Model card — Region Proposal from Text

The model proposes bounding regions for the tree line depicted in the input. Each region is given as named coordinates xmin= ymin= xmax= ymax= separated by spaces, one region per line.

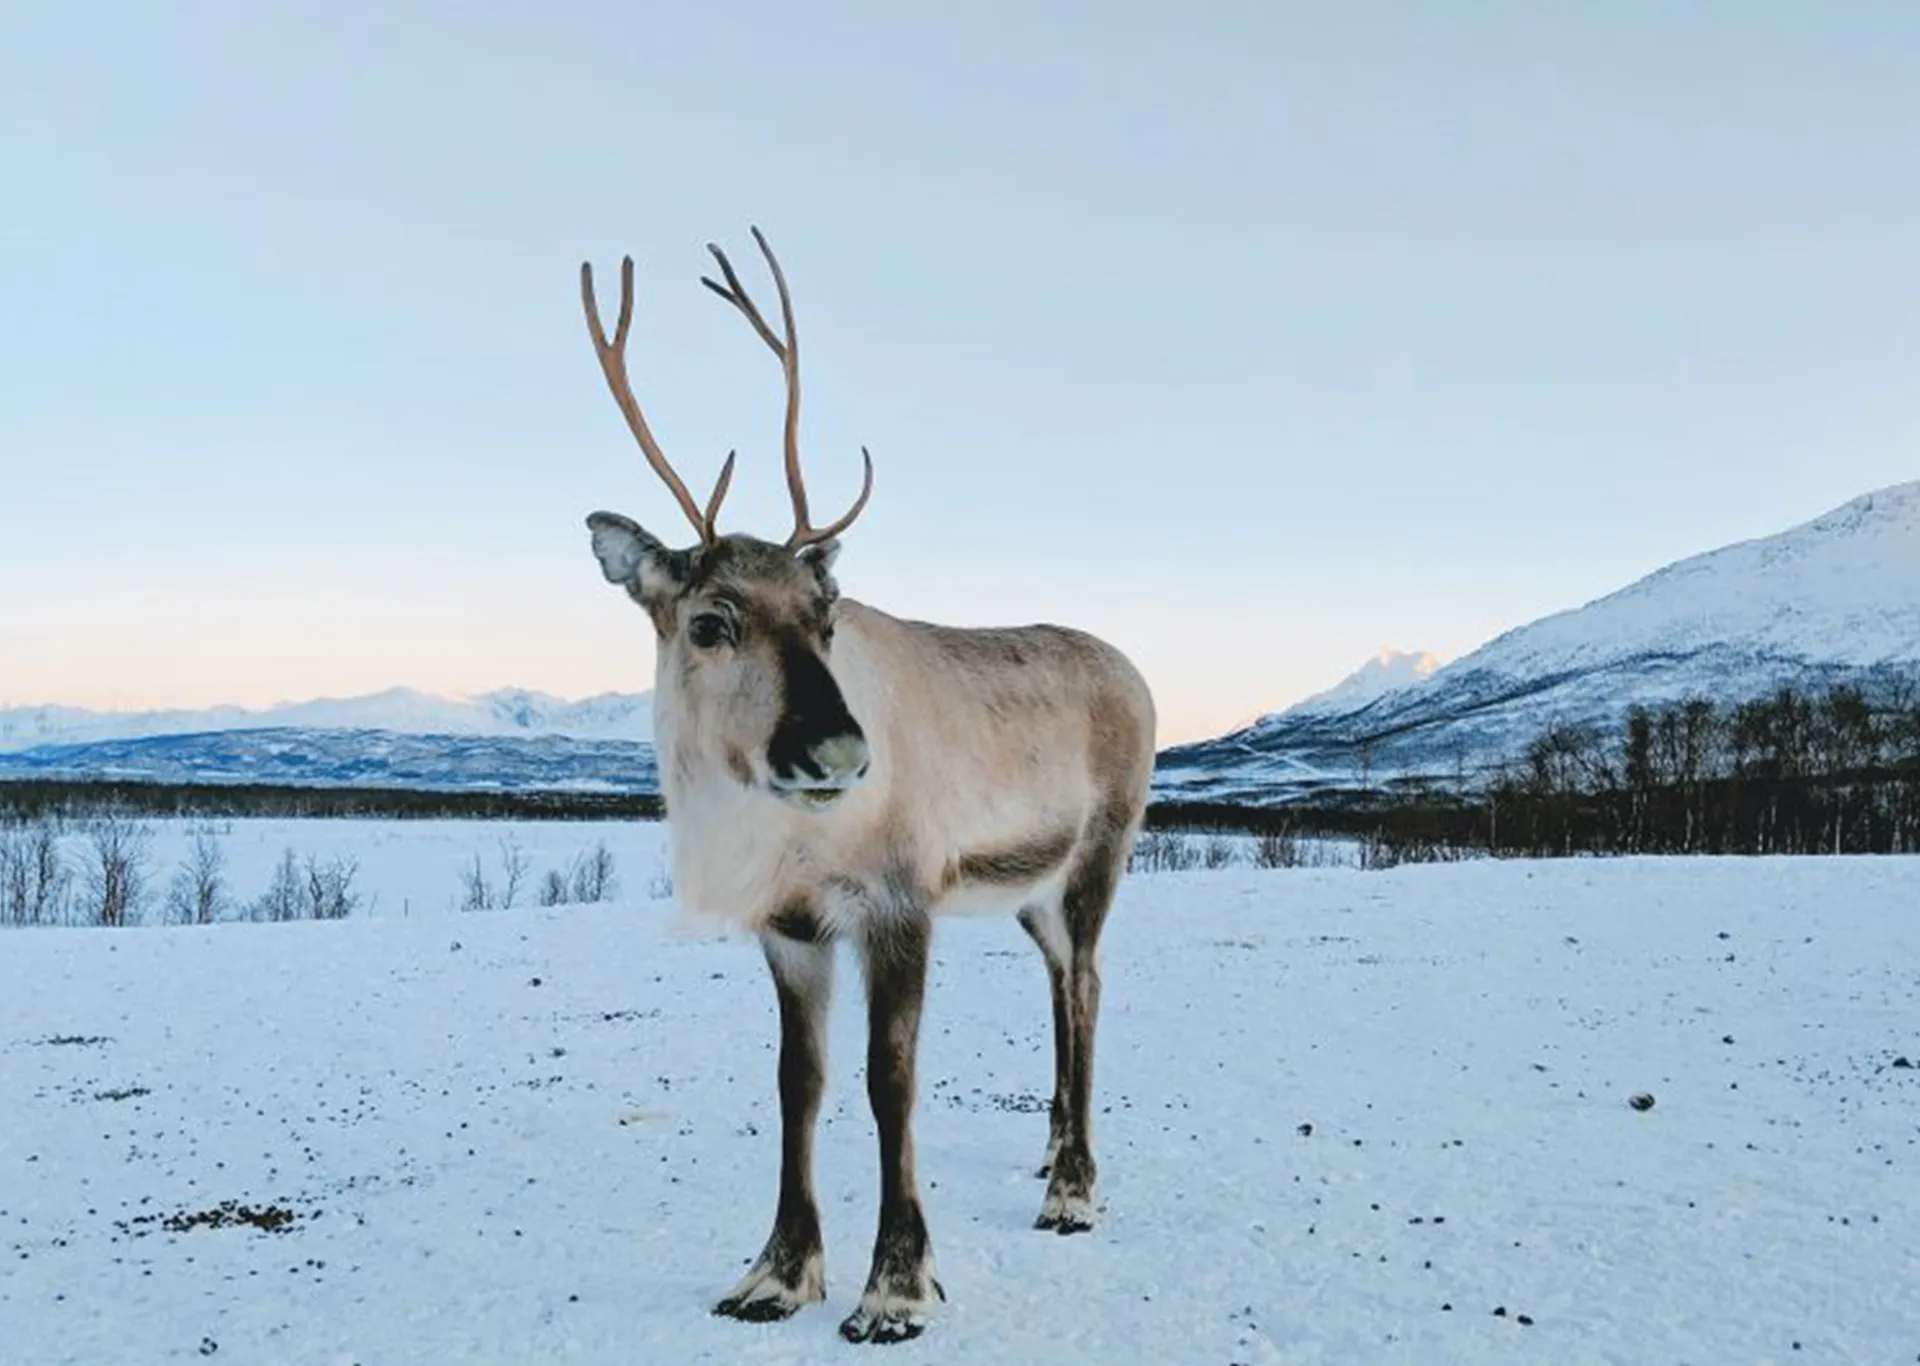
xmin=0 ymin=778 xmax=664 ymax=823
xmin=1152 ymin=680 xmax=1920 ymax=861
xmin=1483 ymin=681 xmax=1920 ymax=856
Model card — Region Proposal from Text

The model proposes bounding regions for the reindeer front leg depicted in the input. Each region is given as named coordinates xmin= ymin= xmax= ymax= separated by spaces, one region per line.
xmin=840 ymin=914 xmax=945 ymax=1343
xmin=714 ymin=929 xmax=833 ymax=1321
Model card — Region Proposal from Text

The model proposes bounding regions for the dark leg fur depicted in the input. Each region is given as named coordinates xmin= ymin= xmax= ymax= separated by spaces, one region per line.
xmin=1033 ymin=832 xmax=1126 ymax=1234
xmin=840 ymin=914 xmax=946 ymax=1344
xmin=1018 ymin=908 xmax=1073 ymax=1178
xmin=714 ymin=934 xmax=833 ymax=1321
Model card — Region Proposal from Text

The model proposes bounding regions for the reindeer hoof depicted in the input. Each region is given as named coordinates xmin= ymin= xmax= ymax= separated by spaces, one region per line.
xmin=839 ymin=1309 xmax=925 ymax=1344
xmin=1034 ymin=1188 xmax=1098 ymax=1234
xmin=713 ymin=1247 xmax=825 ymax=1322
xmin=838 ymin=1279 xmax=944 ymax=1344
xmin=1033 ymin=1209 xmax=1096 ymax=1235
xmin=714 ymin=1294 xmax=801 ymax=1322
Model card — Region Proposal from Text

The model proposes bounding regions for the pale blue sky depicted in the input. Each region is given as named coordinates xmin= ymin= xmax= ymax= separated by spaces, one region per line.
xmin=2 ymin=1 xmax=1915 ymax=742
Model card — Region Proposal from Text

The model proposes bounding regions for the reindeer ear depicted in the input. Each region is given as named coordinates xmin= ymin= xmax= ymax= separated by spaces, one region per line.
xmin=586 ymin=512 xmax=687 ymax=601
xmin=798 ymin=539 xmax=841 ymax=597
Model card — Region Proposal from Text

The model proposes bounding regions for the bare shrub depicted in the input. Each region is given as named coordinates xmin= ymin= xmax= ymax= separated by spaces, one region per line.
xmin=165 ymin=824 xmax=230 ymax=925
xmin=80 ymin=812 xmax=152 ymax=928
xmin=570 ymin=841 xmax=618 ymax=903
xmin=1254 ymin=823 xmax=1302 ymax=870
xmin=1201 ymin=833 xmax=1238 ymax=870
xmin=458 ymin=852 xmax=497 ymax=912
xmin=460 ymin=837 xmax=534 ymax=912
xmin=304 ymin=854 xmax=360 ymax=920
xmin=252 ymin=849 xmax=308 ymax=922
xmin=537 ymin=868 xmax=571 ymax=907
xmin=1357 ymin=830 xmax=1474 ymax=871
xmin=1129 ymin=829 xmax=1201 ymax=874
xmin=647 ymin=859 xmax=674 ymax=901
xmin=0 ymin=829 xmax=19 ymax=924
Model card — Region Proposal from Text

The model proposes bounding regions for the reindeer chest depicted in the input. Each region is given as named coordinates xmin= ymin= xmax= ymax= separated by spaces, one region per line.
xmin=662 ymin=776 xmax=870 ymax=931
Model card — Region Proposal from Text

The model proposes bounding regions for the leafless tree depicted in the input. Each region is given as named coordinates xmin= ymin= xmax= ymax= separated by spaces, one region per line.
xmin=80 ymin=812 xmax=152 ymax=928
xmin=458 ymin=852 xmax=496 ymax=912
xmin=304 ymin=854 xmax=361 ymax=920
xmin=252 ymin=849 xmax=306 ymax=923
xmin=166 ymin=824 xmax=230 ymax=925
xmin=497 ymin=836 xmax=529 ymax=909
xmin=1 ymin=818 xmax=68 ymax=925
xmin=458 ymin=838 xmax=535 ymax=912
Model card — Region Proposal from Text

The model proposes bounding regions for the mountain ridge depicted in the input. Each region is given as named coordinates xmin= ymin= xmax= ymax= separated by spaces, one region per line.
xmin=1156 ymin=479 xmax=1920 ymax=805
xmin=0 ymin=687 xmax=654 ymax=754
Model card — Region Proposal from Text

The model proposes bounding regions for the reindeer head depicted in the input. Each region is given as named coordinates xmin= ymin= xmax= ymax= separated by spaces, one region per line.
xmin=582 ymin=230 xmax=874 ymax=809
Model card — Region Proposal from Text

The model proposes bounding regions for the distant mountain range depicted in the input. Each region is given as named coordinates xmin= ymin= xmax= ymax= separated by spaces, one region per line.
xmin=0 ymin=687 xmax=651 ymax=752
xmin=0 ymin=689 xmax=656 ymax=794
xmin=7 ymin=481 xmax=1917 ymax=805
xmin=0 ymin=728 xmax=659 ymax=795
xmin=1155 ymin=479 xmax=1920 ymax=805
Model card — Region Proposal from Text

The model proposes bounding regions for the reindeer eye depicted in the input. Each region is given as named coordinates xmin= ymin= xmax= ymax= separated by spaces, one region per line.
xmin=687 ymin=612 xmax=731 ymax=649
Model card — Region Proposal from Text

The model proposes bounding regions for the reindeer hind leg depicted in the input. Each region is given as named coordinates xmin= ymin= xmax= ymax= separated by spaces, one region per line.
xmin=1017 ymin=903 xmax=1073 ymax=1179
xmin=1033 ymin=829 xmax=1126 ymax=1235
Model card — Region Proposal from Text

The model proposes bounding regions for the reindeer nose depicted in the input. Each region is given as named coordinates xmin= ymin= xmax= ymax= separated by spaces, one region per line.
xmin=768 ymin=723 xmax=870 ymax=807
xmin=807 ymin=732 xmax=871 ymax=787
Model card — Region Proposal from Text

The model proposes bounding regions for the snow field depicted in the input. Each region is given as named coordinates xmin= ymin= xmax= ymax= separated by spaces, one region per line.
xmin=3 ymin=840 xmax=1918 ymax=1364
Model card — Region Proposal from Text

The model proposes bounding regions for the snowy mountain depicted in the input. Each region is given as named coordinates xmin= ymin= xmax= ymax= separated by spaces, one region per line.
xmin=0 ymin=688 xmax=657 ymax=795
xmin=0 ymin=728 xmax=658 ymax=795
xmin=1157 ymin=480 xmax=1920 ymax=806
xmin=0 ymin=688 xmax=653 ymax=753
xmin=1287 ymin=649 xmax=1443 ymax=716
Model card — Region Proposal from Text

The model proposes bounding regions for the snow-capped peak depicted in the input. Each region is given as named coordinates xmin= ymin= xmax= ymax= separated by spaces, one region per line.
xmin=1283 ymin=648 xmax=1443 ymax=717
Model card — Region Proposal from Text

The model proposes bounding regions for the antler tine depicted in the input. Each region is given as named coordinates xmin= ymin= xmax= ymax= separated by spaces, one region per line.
xmin=699 ymin=226 xmax=875 ymax=550
xmin=703 ymin=234 xmax=807 ymax=529
xmin=580 ymin=256 xmax=729 ymax=544
xmin=701 ymin=450 xmax=737 ymax=544
xmin=700 ymin=246 xmax=785 ymax=359
xmin=790 ymin=446 xmax=874 ymax=549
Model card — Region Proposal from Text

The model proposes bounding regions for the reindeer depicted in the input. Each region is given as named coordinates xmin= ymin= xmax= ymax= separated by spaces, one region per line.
xmin=578 ymin=229 xmax=1156 ymax=1344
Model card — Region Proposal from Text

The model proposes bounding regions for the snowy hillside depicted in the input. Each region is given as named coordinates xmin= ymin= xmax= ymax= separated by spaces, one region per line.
xmin=1460 ymin=479 xmax=1920 ymax=677
xmin=4 ymin=845 xmax=1917 ymax=1364
xmin=1159 ymin=480 xmax=1920 ymax=805
xmin=0 ymin=687 xmax=653 ymax=753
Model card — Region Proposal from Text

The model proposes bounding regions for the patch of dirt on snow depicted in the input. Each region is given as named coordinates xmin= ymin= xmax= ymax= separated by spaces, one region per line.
xmin=117 ymin=1200 xmax=319 ymax=1237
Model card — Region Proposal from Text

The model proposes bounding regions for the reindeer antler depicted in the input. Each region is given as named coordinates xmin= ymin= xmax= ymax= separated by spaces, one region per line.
xmin=581 ymin=256 xmax=735 ymax=545
xmin=701 ymin=227 xmax=873 ymax=550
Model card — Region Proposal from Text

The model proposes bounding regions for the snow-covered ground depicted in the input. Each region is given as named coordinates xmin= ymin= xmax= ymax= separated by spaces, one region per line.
xmin=4 ymin=844 xmax=1918 ymax=1364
